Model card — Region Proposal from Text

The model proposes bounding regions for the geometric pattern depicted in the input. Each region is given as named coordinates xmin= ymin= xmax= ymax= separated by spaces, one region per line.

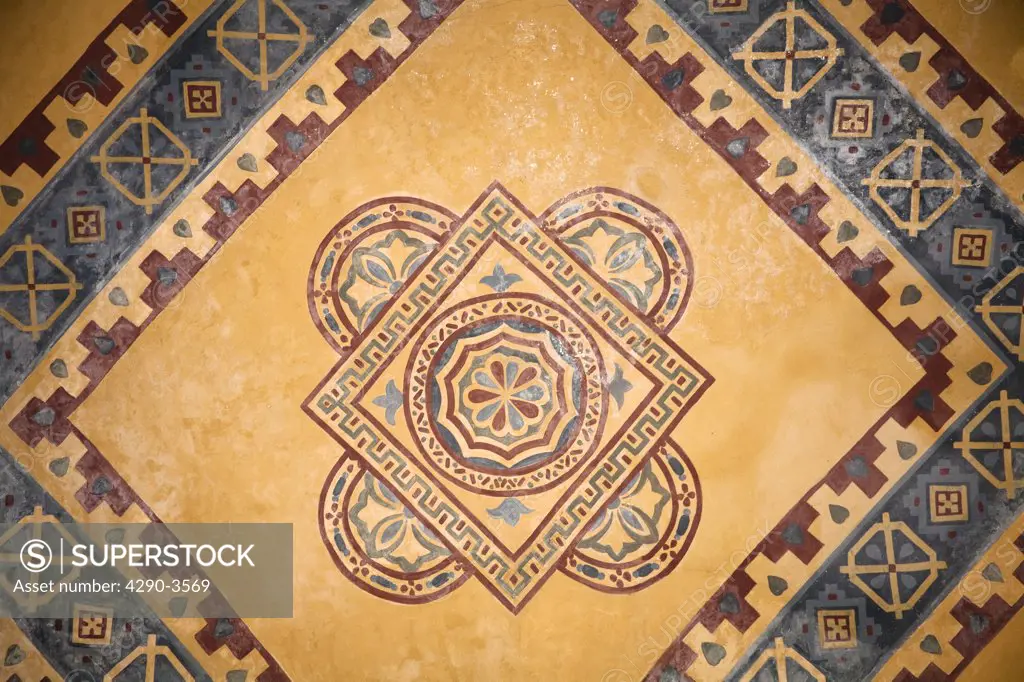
xmin=0 ymin=507 xmax=82 ymax=613
xmin=182 ymin=81 xmax=223 ymax=119
xmin=902 ymin=459 xmax=981 ymax=542
xmin=817 ymin=608 xmax=858 ymax=649
xmin=208 ymin=0 xmax=310 ymax=91
xmin=922 ymin=203 xmax=1008 ymax=290
xmin=307 ymin=185 xmax=711 ymax=612
xmin=955 ymin=391 xmax=1024 ymax=500
xmin=732 ymin=1 xmax=844 ymax=109
xmin=928 ymin=484 xmax=969 ymax=522
xmin=799 ymin=585 xmax=881 ymax=660
xmin=2 ymin=0 xmax=1024 ymax=676
xmin=839 ymin=513 xmax=947 ymax=619
xmin=66 ymin=206 xmax=106 ymax=244
xmin=71 ymin=604 xmax=114 ymax=646
xmin=951 ymin=227 xmax=993 ymax=267
xmin=709 ymin=0 xmax=747 ymax=14
xmin=106 ymin=635 xmax=193 ymax=681
xmin=89 ymin=108 xmax=198 ymax=215
xmin=978 ymin=268 xmax=1024 ymax=360
xmin=739 ymin=637 xmax=826 ymax=681
xmin=0 ymin=237 xmax=82 ymax=339
xmin=862 ymin=129 xmax=969 ymax=237
xmin=831 ymin=98 xmax=874 ymax=138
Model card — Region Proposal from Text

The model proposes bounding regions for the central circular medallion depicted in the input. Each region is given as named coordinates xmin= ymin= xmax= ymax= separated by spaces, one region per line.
xmin=406 ymin=295 xmax=606 ymax=495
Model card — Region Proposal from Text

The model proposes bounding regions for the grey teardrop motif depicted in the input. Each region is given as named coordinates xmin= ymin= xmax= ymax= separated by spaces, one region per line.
xmin=1 ymin=185 xmax=23 ymax=207
xmin=157 ymin=267 xmax=178 ymax=286
xmin=829 ymin=504 xmax=850 ymax=523
xmin=32 ymin=407 xmax=56 ymax=427
xmin=960 ymin=118 xmax=984 ymax=138
xmin=709 ymin=89 xmax=732 ymax=111
xmin=285 ymin=131 xmax=307 ymax=152
xmin=899 ymin=52 xmax=921 ymax=72
xmin=49 ymin=457 xmax=70 ymax=477
xmin=836 ymin=221 xmax=858 ymax=243
xmin=767 ymin=575 xmax=788 ymax=596
xmin=127 ymin=43 xmax=149 ymax=64
xmin=776 ymin=157 xmax=797 ymax=177
xmin=108 ymin=287 xmax=129 ymax=306
xmin=701 ymin=642 xmax=726 ymax=666
xmin=967 ymin=362 xmax=993 ymax=385
xmin=4 ymin=645 xmax=24 ymax=667
xmin=305 ymin=85 xmax=327 ymax=105
xmin=900 ymin=285 xmax=922 ymax=305
xmin=173 ymin=219 xmax=192 ymax=238
xmin=67 ymin=118 xmax=88 ymax=138
xmin=237 ymin=153 xmax=258 ymax=172
xmin=982 ymin=562 xmax=1004 ymax=583
xmin=726 ymin=137 xmax=748 ymax=158
xmin=419 ymin=0 xmax=438 ymax=19
xmin=718 ymin=592 xmax=740 ymax=614
xmin=897 ymin=440 xmax=918 ymax=460
xmin=646 ymin=24 xmax=670 ymax=44
xmin=920 ymin=635 xmax=942 ymax=655
xmin=94 ymin=335 xmax=116 ymax=355
xmin=852 ymin=267 xmax=873 ymax=286
xmin=369 ymin=17 xmax=392 ymax=39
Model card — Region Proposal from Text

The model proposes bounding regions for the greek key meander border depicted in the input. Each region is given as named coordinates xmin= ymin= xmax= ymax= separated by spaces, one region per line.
xmin=569 ymin=0 xmax=1013 ymax=679
xmin=0 ymin=0 xmax=468 ymax=679
xmin=0 ymin=0 xmax=1015 ymax=676
xmin=304 ymin=188 xmax=709 ymax=611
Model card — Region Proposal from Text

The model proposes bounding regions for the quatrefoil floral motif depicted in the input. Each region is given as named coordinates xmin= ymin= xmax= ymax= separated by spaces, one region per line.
xmin=562 ymin=219 xmax=662 ymax=312
xmin=309 ymin=187 xmax=707 ymax=611
xmin=338 ymin=230 xmax=438 ymax=331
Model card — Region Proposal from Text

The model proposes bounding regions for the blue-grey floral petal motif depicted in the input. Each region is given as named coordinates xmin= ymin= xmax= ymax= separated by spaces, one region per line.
xmin=372 ymin=380 xmax=404 ymax=425
xmin=487 ymin=499 xmax=533 ymax=527
xmin=607 ymin=365 xmax=633 ymax=409
xmin=480 ymin=264 xmax=522 ymax=293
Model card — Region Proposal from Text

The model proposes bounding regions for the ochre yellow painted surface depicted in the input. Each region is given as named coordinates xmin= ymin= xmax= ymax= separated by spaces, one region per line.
xmin=70 ymin=0 xmax=929 ymax=679
xmin=0 ymin=0 xmax=129 ymax=141
xmin=961 ymin=599 xmax=1024 ymax=682
xmin=914 ymin=0 xmax=1024 ymax=113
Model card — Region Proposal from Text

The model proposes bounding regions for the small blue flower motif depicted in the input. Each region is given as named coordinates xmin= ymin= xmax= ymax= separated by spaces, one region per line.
xmin=480 ymin=264 xmax=522 ymax=293
xmin=607 ymin=365 xmax=633 ymax=409
xmin=372 ymin=380 xmax=404 ymax=425
xmin=487 ymin=499 xmax=533 ymax=527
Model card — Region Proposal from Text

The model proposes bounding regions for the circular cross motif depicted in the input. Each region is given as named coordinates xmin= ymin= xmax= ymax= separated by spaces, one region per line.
xmin=732 ymin=1 xmax=844 ymax=109
xmin=90 ymin=108 xmax=198 ymax=215
xmin=207 ymin=0 xmax=311 ymax=91
xmin=954 ymin=390 xmax=1024 ymax=499
xmin=0 ymin=237 xmax=81 ymax=339
xmin=407 ymin=295 xmax=606 ymax=495
xmin=839 ymin=512 xmax=946 ymax=619
xmin=863 ymin=129 xmax=969 ymax=236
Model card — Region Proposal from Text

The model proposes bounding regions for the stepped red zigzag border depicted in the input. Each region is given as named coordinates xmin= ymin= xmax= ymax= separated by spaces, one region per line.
xmin=858 ymin=0 xmax=1023 ymax=175
xmin=0 ymin=0 xmax=188 ymax=178
xmin=6 ymin=0 xmax=466 ymax=678
xmin=567 ymin=0 xmax=969 ymax=679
